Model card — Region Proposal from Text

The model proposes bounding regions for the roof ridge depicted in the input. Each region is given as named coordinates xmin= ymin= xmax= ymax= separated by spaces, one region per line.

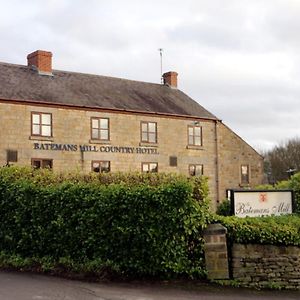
xmin=0 ymin=60 xmax=163 ymax=87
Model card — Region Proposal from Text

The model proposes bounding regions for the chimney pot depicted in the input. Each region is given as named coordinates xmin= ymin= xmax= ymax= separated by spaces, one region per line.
xmin=162 ymin=71 xmax=178 ymax=88
xmin=27 ymin=50 xmax=53 ymax=75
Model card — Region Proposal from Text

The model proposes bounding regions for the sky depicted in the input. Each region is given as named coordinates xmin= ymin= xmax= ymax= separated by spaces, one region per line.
xmin=0 ymin=0 xmax=299 ymax=152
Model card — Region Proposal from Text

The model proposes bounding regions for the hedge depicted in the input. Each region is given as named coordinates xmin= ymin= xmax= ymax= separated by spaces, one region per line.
xmin=0 ymin=166 xmax=211 ymax=278
xmin=216 ymin=215 xmax=300 ymax=246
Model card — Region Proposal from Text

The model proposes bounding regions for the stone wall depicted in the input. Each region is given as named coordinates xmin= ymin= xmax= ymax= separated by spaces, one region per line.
xmin=232 ymin=243 xmax=300 ymax=289
xmin=217 ymin=123 xmax=264 ymax=201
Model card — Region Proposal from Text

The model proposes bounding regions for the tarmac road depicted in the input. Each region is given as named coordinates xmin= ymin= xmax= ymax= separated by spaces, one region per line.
xmin=0 ymin=271 xmax=300 ymax=300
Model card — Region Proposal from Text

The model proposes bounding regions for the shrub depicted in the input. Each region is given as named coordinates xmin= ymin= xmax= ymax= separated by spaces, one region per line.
xmin=288 ymin=173 xmax=300 ymax=214
xmin=216 ymin=214 xmax=300 ymax=246
xmin=0 ymin=166 xmax=211 ymax=278
xmin=216 ymin=200 xmax=231 ymax=216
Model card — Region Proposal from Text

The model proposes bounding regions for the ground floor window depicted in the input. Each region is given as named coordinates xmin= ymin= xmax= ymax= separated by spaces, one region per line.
xmin=189 ymin=164 xmax=203 ymax=176
xmin=31 ymin=158 xmax=53 ymax=169
xmin=92 ymin=161 xmax=110 ymax=173
xmin=241 ymin=164 xmax=250 ymax=184
xmin=142 ymin=162 xmax=158 ymax=173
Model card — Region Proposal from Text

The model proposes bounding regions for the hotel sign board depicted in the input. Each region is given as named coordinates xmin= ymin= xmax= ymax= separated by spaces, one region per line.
xmin=230 ymin=190 xmax=294 ymax=218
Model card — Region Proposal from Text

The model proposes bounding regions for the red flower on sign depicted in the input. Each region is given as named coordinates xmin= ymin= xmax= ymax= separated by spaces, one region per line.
xmin=259 ymin=193 xmax=268 ymax=203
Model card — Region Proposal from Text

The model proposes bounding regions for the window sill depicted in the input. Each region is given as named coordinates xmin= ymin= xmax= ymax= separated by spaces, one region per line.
xmin=239 ymin=183 xmax=251 ymax=188
xmin=89 ymin=139 xmax=111 ymax=145
xmin=29 ymin=136 xmax=54 ymax=142
xmin=139 ymin=142 xmax=158 ymax=147
xmin=186 ymin=145 xmax=204 ymax=150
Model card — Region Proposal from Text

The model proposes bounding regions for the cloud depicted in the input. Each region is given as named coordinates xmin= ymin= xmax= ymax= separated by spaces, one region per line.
xmin=0 ymin=0 xmax=299 ymax=151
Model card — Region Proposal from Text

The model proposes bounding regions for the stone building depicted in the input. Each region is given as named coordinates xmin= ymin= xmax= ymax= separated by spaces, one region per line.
xmin=0 ymin=50 xmax=263 ymax=209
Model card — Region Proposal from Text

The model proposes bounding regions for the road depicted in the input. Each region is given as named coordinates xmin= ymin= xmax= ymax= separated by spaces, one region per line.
xmin=0 ymin=271 xmax=299 ymax=300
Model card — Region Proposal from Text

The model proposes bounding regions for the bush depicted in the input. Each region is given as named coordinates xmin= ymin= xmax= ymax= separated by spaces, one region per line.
xmin=216 ymin=214 xmax=300 ymax=246
xmin=288 ymin=173 xmax=300 ymax=214
xmin=0 ymin=166 xmax=211 ymax=278
xmin=216 ymin=200 xmax=231 ymax=216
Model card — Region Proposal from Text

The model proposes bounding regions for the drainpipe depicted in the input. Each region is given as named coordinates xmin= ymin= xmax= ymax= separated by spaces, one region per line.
xmin=214 ymin=120 xmax=220 ymax=205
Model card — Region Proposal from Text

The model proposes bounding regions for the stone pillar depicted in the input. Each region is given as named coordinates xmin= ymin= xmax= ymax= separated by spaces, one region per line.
xmin=203 ymin=223 xmax=229 ymax=279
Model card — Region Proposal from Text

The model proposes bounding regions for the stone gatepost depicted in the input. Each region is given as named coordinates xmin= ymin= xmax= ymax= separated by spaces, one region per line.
xmin=203 ymin=223 xmax=229 ymax=279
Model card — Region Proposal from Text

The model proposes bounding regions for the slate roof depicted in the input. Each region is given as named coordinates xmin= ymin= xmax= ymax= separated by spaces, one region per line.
xmin=0 ymin=62 xmax=217 ymax=120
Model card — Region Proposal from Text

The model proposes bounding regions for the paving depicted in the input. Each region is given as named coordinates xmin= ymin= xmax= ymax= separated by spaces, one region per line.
xmin=0 ymin=271 xmax=300 ymax=300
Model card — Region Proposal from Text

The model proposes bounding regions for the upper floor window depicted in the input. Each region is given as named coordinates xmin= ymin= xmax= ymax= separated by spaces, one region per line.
xmin=31 ymin=112 xmax=52 ymax=137
xmin=91 ymin=118 xmax=109 ymax=140
xmin=189 ymin=164 xmax=203 ymax=176
xmin=142 ymin=162 xmax=158 ymax=173
xmin=32 ymin=158 xmax=52 ymax=169
xmin=241 ymin=164 xmax=250 ymax=184
xmin=141 ymin=121 xmax=157 ymax=143
xmin=92 ymin=161 xmax=110 ymax=173
xmin=188 ymin=125 xmax=202 ymax=146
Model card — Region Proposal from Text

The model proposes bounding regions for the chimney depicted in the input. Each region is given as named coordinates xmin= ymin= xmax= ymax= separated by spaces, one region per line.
xmin=162 ymin=71 xmax=178 ymax=88
xmin=27 ymin=50 xmax=53 ymax=75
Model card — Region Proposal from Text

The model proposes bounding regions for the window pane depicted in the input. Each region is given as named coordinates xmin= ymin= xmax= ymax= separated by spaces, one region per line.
xmin=241 ymin=165 xmax=248 ymax=175
xmin=41 ymin=125 xmax=51 ymax=136
xmin=100 ymin=161 xmax=110 ymax=173
xmin=92 ymin=162 xmax=100 ymax=172
xmin=195 ymin=165 xmax=203 ymax=176
xmin=32 ymin=114 xmax=40 ymax=124
xmin=32 ymin=124 xmax=40 ymax=135
xmin=142 ymin=163 xmax=149 ymax=172
xmin=92 ymin=119 xmax=99 ymax=129
xmin=92 ymin=129 xmax=99 ymax=139
xmin=142 ymin=132 xmax=148 ymax=142
xmin=194 ymin=127 xmax=201 ymax=136
xmin=32 ymin=160 xmax=41 ymax=169
xmin=148 ymin=122 xmax=156 ymax=132
xmin=148 ymin=133 xmax=156 ymax=143
xmin=188 ymin=135 xmax=194 ymax=145
xmin=42 ymin=114 xmax=51 ymax=125
xmin=141 ymin=123 xmax=148 ymax=132
xmin=92 ymin=162 xmax=100 ymax=169
xmin=189 ymin=165 xmax=195 ymax=176
xmin=100 ymin=129 xmax=108 ymax=140
xmin=42 ymin=160 xmax=52 ymax=169
xmin=100 ymin=118 xmax=108 ymax=129
xmin=149 ymin=163 xmax=158 ymax=173
xmin=194 ymin=136 xmax=201 ymax=145
xmin=188 ymin=127 xmax=194 ymax=135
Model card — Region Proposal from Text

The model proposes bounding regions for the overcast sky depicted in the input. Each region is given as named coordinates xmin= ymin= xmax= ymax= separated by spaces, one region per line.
xmin=1 ymin=0 xmax=299 ymax=152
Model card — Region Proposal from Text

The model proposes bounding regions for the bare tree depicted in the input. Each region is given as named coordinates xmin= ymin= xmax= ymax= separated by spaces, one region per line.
xmin=265 ymin=138 xmax=300 ymax=183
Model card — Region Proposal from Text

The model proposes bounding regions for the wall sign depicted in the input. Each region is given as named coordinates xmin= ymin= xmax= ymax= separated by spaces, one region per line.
xmin=230 ymin=189 xmax=294 ymax=218
xmin=33 ymin=143 xmax=159 ymax=155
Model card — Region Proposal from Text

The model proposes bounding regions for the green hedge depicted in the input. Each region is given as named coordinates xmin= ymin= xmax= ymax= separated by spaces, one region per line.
xmin=0 ymin=166 xmax=211 ymax=278
xmin=216 ymin=215 xmax=300 ymax=246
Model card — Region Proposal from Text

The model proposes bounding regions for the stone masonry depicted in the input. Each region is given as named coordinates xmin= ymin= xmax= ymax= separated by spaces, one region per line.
xmin=232 ymin=243 xmax=300 ymax=290
xmin=203 ymin=224 xmax=229 ymax=279
xmin=0 ymin=101 xmax=263 ymax=209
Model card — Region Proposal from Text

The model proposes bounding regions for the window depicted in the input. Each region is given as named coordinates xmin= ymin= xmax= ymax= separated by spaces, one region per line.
xmin=141 ymin=121 xmax=157 ymax=143
xmin=241 ymin=164 xmax=250 ymax=184
xmin=189 ymin=164 xmax=203 ymax=176
xmin=6 ymin=150 xmax=18 ymax=163
xmin=142 ymin=162 xmax=158 ymax=173
xmin=31 ymin=159 xmax=52 ymax=169
xmin=31 ymin=112 xmax=52 ymax=137
xmin=91 ymin=118 xmax=109 ymax=140
xmin=92 ymin=161 xmax=110 ymax=173
xmin=188 ymin=125 xmax=202 ymax=146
